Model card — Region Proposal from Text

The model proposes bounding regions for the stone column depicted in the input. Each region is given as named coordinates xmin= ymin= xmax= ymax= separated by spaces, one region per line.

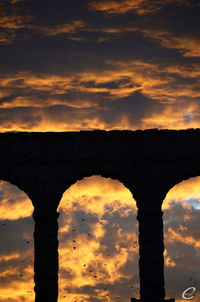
xmin=137 ymin=205 xmax=166 ymax=301
xmin=130 ymin=184 xmax=175 ymax=302
xmin=33 ymin=206 xmax=59 ymax=302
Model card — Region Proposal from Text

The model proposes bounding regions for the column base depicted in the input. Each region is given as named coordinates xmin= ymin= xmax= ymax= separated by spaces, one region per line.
xmin=131 ymin=298 xmax=175 ymax=302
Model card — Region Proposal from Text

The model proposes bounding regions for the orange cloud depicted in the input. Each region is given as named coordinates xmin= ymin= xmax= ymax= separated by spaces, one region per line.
xmin=108 ymin=60 xmax=200 ymax=101
xmin=136 ymin=27 xmax=200 ymax=57
xmin=0 ymin=15 xmax=30 ymax=30
xmin=166 ymin=227 xmax=200 ymax=249
xmin=1 ymin=58 xmax=200 ymax=132
xmin=2 ymin=58 xmax=200 ymax=104
xmin=58 ymin=176 xmax=136 ymax=216
xmin=0 ymin=181 xmax=33 ymax=220
xmin=164 ymin=249 xmax=176 ymax=267
xmin=164 ymin=36 xmax=200 ymax=58
xmin=11 ymin=0 xmax=26 ymax=3
xmin=58 ymin=176 xmax=139 ymax=302
xmin=162 ymin=177 xmax=200 ymax=302
xmin=0 ymin=181 xmax=34 ymax=301
xmin=0 ymin=31 xmax=16 ymax=44
xmin=0 ymin=252 xmax=34 ymax=302
xmin=0 ymin=8 xmax=32 ymax=45
xmin=0 ymin=3 xmax=87 ymax=44
xmin=78 ymin=21 xmax=200 ymax=57
xmin=141 ymin=103 xmax=200 ymax=130
xmin=30 ymin=20 xmax=87 ymax=36
xmin=163 ymin=176 xmax=200 ymax=210
xmin=89 ymin=0 xmax=188 ymax=15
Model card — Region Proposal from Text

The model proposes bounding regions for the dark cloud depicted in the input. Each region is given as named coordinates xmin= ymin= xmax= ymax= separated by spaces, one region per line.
xmin=0 ymin=0 xmax=200 ymax=131
xmin=0 ymin=217 xmax=33 ymax=255
xmin=163 ymin=200 xmax=200 ymax=300
xmin=0 ymin=107 xmax=42 ymax=130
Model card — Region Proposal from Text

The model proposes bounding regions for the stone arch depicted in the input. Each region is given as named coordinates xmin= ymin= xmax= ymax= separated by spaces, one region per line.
xmin=57 ymin=175 xmax=139 ymax=302
xmin=2 ymin=129 xmax=200 ymax=302
xmin=0 ymin=179 xmax=34 ymax=302
xmin=162 ymin=176 xmax=200 ymax=301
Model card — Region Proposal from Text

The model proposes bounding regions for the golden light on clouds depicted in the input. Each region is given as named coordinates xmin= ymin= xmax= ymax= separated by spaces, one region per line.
xmin=1 ymin=57 xmax=200 ymax=132
xmin=167 ymin=227 xmax=200 ymax=249
xmin=10 ymin=0 xmax=25 ymax=3
xmin=1 ymin=59 xmax=200 ymax=105
xmin=0 ymin=251 xmax=34 ymax=302
xmin=163 ymin=176 xmax=200 ymax=301
xmin=0 ymin=16 xmax=27 ymax=30
xmin=0 ymin=181 xmax=33 ymax=220
xmin=33 ymin=20 xmax=87 ymax=36
xmin=0 ymin=6 xmax=32 ymax=45
xmin=135 ymin=27 xmax=200 ymax=58
xmin=58 ymin=176 xmax=139 ymax=302
xmin=163 ymin=176 xmax=200 ymax=210
xmin=164 ymin=249 xmax=176 ymax=267
xmin=57 ymin=175 xmax=200 ymax=301
xmin=0 ymin=181 xmax=34 ymax=302
xmin=141 ymin=105 xmax=200 ymax=129
xmin=58 ymin=176 xmax=137 ymax=215
xmin=89 ymin=0 xmax=188 ymax=15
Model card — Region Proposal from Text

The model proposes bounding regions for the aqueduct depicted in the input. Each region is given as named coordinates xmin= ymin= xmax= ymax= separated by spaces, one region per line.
xmin=1 ymin=129 xmax=199 ymax=302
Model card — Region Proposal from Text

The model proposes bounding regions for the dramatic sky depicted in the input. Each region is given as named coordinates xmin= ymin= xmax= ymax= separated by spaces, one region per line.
xmin=1 ymin=0 xmax=200 ymax=131
xmin=1 ymin=0 xmax=200 ymax=301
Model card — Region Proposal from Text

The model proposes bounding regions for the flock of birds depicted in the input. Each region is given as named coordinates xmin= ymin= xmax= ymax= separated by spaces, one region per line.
xmin=2 ymin=216 xmax=200 ymax=302
xmin=0 ymin=218 xmax=137 ymax=301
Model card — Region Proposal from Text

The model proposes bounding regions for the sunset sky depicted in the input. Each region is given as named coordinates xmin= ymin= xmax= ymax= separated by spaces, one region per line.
xmin=1 ymin=0 xmax=200 ymax=301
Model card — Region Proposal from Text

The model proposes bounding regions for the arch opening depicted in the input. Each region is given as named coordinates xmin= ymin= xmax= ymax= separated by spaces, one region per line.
xmin=163 ymin=176 xmax=200 ymax=302
xmin=0 ymin=180 xmax=34 ymax=302
xmin=58 ymin=175 xmax=139 ymax=302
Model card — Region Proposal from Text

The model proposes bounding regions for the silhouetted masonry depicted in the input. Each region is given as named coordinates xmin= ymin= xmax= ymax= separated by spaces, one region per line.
xmin=2 ymin=129 xmax=200 ymax=301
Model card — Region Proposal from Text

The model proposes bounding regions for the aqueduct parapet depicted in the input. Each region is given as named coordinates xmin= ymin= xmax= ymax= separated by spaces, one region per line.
xmin=1 ymin=129 xmax=200 ymax=301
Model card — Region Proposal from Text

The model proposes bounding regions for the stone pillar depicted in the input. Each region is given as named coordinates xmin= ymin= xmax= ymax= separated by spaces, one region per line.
xmin=136 ymin=206 xmax=168 ymax=302
xmin=33 ymin=206 xmax=59 ymax=302
xmin=130 ymin=184 xmax=175 ymax=302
